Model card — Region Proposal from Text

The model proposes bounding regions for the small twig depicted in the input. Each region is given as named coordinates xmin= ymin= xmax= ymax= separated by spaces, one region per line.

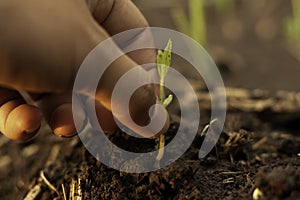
xmin=252 ymin=136 xmax=268 ymax=150
xmin=40 ymin=170 xmax=59 ymax=196
xmin=70 ymin=179 xmax=75 ymax=200
xmin=62 ymin=184 xmax=67 ymax=200
xmin=220 ymin=171 xmax=242 ymax=175
xmin=23 ymin=184 xmax=42 ymax=200
xmin=222 ymin=177 xmax=234 ymax=184
xmin=77 ymin=178 xmax=82 ymax=200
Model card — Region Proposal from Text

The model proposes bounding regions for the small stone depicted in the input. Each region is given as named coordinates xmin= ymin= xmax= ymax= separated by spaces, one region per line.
xmin=253 ymin=188 xmax=264 ymax=200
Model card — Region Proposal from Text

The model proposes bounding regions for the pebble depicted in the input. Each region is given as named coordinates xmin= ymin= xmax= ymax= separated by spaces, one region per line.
xmin=253 ymin=188 xmax=264 ymax=200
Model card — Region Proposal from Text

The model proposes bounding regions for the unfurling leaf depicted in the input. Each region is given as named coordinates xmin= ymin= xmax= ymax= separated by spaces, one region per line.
xmin=163 ymin=94 xmax=173 ymax=107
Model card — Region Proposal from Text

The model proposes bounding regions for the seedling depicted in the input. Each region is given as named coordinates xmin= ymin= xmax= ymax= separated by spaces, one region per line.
xmin=155 ymin=39 xmax=173 ymax=168
xmin=200 ymin=118 xmax=218 ymax=137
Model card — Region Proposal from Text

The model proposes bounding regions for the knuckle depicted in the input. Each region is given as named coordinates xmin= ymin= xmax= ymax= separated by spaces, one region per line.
xmin=86 ymin=0 xmax=115 ymax=23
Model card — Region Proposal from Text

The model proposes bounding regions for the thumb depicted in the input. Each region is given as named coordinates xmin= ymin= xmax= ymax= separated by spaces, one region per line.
xmin=105 ymin=56 xmax=170 ymax=138
xmin=74 ymin=39 xmax=169 ymax=138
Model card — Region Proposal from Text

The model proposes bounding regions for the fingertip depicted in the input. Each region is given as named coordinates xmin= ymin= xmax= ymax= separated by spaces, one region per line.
xmin=50 ymin=103 xmax=88 ymax=138
xmin=87 ymin=100 xmax=117 ymax=133
xmin=50 ymin=104 xmax=78 ymax=137
xmin=4 ymin=104 xmax=42 ymax=141
xmin=96 ymin=102 xmax=117 ymax=133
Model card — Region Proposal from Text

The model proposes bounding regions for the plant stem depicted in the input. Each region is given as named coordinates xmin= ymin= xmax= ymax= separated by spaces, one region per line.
xmin=156 ymin=80 xmax=166 ymax=168
xmin=159 ymin=79 xmax=165 ymax=102
xmin=156 ymin=135 xmax=165 ymax=163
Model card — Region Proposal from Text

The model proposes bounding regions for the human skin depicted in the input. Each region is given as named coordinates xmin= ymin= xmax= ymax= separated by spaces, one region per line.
xmin=0 ymin=0 xmax=169 ymax=141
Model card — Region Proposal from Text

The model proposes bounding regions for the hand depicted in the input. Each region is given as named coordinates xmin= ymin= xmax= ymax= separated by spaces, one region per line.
xmin=0 ymin=0 xmax=169 ymax=141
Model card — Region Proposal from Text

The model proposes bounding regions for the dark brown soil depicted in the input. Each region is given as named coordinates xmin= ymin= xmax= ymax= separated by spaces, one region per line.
xmin=1 ymin=0 xmax=300 ymax=199
xmin=1 ymin=107 xmax=300 ymax=200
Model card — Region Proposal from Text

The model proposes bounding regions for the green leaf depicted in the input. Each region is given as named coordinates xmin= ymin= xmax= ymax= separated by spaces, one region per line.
xmin=164 ymin=39 xmax=172 ymax=70
xmin=163 ymin=94 xmax=173 ymax=107
xmin=157 ymin=50 xmax=164 ymax=77
xmin=157 ymin=39 xmax=173 ymax=103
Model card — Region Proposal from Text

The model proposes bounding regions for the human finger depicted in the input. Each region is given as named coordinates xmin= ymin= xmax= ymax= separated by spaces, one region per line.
xmin=0 ymin=88 xmax=42 ymax=141
xmin=30 ymin=92 xmax=86 ymax=137
xmin=89 ymin=0 xmax=157 ymax=68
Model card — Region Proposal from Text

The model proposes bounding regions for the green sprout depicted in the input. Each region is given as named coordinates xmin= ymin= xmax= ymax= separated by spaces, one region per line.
xmin=155 ymin=39 xmax=173 ymax=168
xmin=200 ymin=118 xmax=218 ymax=137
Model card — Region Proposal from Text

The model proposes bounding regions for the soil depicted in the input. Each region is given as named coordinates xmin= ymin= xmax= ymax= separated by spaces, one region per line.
xmin=1 ymin=0 xmax=300 ymax=200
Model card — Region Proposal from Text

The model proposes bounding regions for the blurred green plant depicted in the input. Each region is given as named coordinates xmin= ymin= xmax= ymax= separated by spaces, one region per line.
xmin=171 ymin=0 xmax=207 ymax=46
xmin=284 ymin=0 xmax=300 ymax=60
xmin=171 ymin=0 xmax=235 ymax=47
xmin=285 ymin=0 xmax=300 ymax=39
xmin=212 ymin=0 xmax=235 ymax=14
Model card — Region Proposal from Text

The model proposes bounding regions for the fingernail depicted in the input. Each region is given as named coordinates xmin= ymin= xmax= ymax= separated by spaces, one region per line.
xmin=50 ymin=103 xmax=86 ymax=137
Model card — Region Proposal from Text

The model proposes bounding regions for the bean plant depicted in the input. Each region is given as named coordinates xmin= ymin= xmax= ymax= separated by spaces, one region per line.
xmin=155 ymin=39 xmax=173 ymax=168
